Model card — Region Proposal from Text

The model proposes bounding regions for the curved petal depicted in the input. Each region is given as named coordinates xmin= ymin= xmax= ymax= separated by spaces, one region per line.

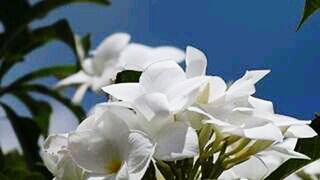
xmin=139 ymin=61 xmax=186 ymax=93
xmin=227 ymin=70 xmax=270 ymax=99
xmin=72 ymin=83 xmax=90 ymax=104
xmin=134 ymin=92 xmax=170 ymax=122
xmin=102 ymin=83 xmax=145 ymax=101
xmin=91 ymin=33 xmax=130 ymax=74
xmin=230 ymin=156 xmax=269 ymax=179
xmin=166 ymin=76 xmax=208 ymax=112
xmin=69 ymin=111 xmax=130 ymax=174
xmin=42 ymin=134 xmax=68 ymax=175
xmin=56 ymin=71 xmax=91 ymax=87
xmin=285 ymin=124 xmax=317 ymax=138
xmin=249 ymin=96 xmax=274 ymax=114
xmin=127 ymin=131 xmax=155 ymax=179
xmin=94 ymin=33 xmax=130 ymax=59
xmin=68 ymin=130 xmax=128 ymax=175
xmin=241 ymin=123 xmax=283 ymax=141
xmin=185 ymin=46 xmax=207 ymax=78
xmin=150 ymin=46 xmax=185 ymax=63
xmin=119 ymin=43 xmax=153 ymax=71
xmin=207 ymin=76 xmax=227 ymax=102
xmin=154 ymin=122 xmax=199 ymax=161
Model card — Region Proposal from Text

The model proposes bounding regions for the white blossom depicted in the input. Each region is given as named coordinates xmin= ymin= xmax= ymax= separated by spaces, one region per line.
xmin=56 ymin=33 xmax=185 ymax=104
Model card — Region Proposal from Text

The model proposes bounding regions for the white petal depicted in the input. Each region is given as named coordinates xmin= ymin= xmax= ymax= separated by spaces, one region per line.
xmin=95 ymin=33 xmax=130 ymax=59
xmin=241 ymin=123 xmax=283 ymax=141
xmin=68 ymin=130 xmax=127 ymax=174
xmin=271 ymin=145 xmax=310 ymax=160
xmin=119 ymin=43 xmax=153 ymax=71
xmin=226 ymin=156 xmax=269 ymax=179
xmin=185 ymin=46 xmax=207 ymax=78
xmin=150 ymin=46 xmax=185 ymax=63
xmin=76 ymin=115 xmax=96 ymax=131
xmin=207 ymin=76 xmax=227 ymax=102
xmin=166 ymin=76 xmax=208 ymax=112
xmin=91 ymin=33 xmax=130 ymax=75
xmin=72 ymin=83 xmax=90 ymax=104
xmin=133 ymin=92 xmax=170 ymax=122
xmin=154 ymin=122 xmax=199 ymax=161
xmin=249 ymin=96 xmax=274 ymax=113
xmin=56 ymin=71 xmax=91 ymax=87
xmin=102 ymin=83 xmax=145 ymax=101
xmin=139 ymin=61 xmax=186 ymax=93
xmin=127 ymin=131 xmax=155 ymax=179
xmin=285 ymin=124 xmax=317 ymax=138
xmin=227 ymin=70 xmax=270 ymax=99
xmin=69 ymin=111 xmax=130 ymax=174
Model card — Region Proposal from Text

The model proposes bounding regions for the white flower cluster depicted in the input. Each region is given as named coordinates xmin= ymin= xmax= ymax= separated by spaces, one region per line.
xmin=43 ymin=33 xmax=317 ymax=180
xmin=56 ymin=33 xmax=185 ymax=104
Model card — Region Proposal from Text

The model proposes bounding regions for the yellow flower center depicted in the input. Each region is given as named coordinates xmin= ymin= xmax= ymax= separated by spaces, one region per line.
xmin=105 ymin=160 xmax=122 ymax=174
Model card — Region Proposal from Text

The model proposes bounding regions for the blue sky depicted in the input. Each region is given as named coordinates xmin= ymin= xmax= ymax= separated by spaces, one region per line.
xmin=4 ymin=0 xmax=320 ymax=121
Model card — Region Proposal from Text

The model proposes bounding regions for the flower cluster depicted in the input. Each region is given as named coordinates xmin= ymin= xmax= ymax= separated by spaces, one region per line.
xmin=56 ymin=33 xmax=185 ymax=104
xmin=43 ymin=34 xmax=317 ymax=180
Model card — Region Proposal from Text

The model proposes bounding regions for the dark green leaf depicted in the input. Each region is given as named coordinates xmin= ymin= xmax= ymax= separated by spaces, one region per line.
xmin=0 ymin=103 xmax=41 ymax=169
xmin=29 ymin=0 xmax=110 ymax=21
xmin=11 ymin=65 xmax=77 ymax=86
xmin=0 ymin=0 xmax=31 ymax=31
xmin=142 ymin=162 xmax=156 ymax=180
xmin=0 ymin=173 xmax=9 ymax=180
xmin=1 ymin=19 xmax=75 ymax=61
xmin=1 ymin=151 xmax=28 ymax=171
xmin=297 ymin=0 xmax=320 ymax=30
xmin=17 ymin=84 xmax=85 ymax=122
xmin=11 ymin=92 xmax=52 ymax=136
xmin=115 ymin=70 xmax=142 ymax=84
xmin=265 ymin=116 xmax=320 ymax=179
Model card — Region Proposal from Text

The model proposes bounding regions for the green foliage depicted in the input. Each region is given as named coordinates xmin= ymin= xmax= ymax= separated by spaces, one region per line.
xmin=265 ymin=116 xmax=320 ymax=179
xmin=115 ymin=70 xmax=142 ymax=83
xmin=0 ymin=0 xmax=108 ymax=179
xmin=297 ymin=0 xmax=320 ymax=30
xmin=0 ymin=103 xmax=42 ymax=169
xmin=0 ymin=151 xmax=48 ymax=180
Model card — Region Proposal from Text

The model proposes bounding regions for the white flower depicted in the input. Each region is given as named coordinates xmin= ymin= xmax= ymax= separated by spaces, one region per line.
xmin=68 ymin=107 xmax=155 ymax=180
xmin=118 ymin=43 xmax=185 ymax=71
xmin=92 ymin=103 xmax=199 ymax=161
xmin=102 ymin=46 xmax=207 ymax=120
xmin=57 ymin=33 xmax=185 ymax=104
xmin=41 ymin=134 xmax=84 ymax=180
xmin=220 ymin=138 xmax=310 ymax=179
xmin=198 ymin=70 xmax=316 ymax=142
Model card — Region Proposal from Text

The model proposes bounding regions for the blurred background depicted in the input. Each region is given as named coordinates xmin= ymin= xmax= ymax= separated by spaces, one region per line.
xmin=1 ymin=0 xmax=320 ymax=154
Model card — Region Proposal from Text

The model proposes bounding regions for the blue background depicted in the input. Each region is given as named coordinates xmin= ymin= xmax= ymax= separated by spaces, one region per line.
xmin=4 ymin=0 xmax=320 ymax=120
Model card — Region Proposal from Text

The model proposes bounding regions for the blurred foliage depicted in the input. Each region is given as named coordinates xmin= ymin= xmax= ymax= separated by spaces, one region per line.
xmin=0 ymin=0 xmax=108 ymax=178
xmin=266 ymin=115 xmax=320 ymax=179
xmin=115 ymin=70 xmax=142 ymax=83
xmin=297 ymin=0 xmax=320 ymax=30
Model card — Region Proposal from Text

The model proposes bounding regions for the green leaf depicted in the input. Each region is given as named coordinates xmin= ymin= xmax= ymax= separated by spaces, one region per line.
xmin=29 ymin=0 xmax=110 ymax=21
xmin=115 ymin=70 xmax=142 ymax=83
xmin=0 ymin=103 xmax=41 ymax=169
xmin=1 ymin=151 xmax=28 ymax=171
xmin=142 ymin=162 xmax=156 ymax=180
xmin=11 ymin=65 xmax=78 ymax=86
xmin=11 ymin=92 xmax=52 ymax=136
xmin=0 ymin=0 xmax=31 ymax=31
xmin=265 ymin=116 xmax=320 ymax=179
xmin=297 ymin=0 xmax=320 ymax=31
xmin=17 ymin=84 xmax=85 ymax=122
xmin=1 ymin=19 xmax=76 ymax=61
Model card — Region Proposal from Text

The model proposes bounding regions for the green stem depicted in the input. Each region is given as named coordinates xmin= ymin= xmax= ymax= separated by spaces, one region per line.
xmin=188 ymin=159 xmax=201 ymax=180
xmin=208 ymin=141 xmax=228 ymax=179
